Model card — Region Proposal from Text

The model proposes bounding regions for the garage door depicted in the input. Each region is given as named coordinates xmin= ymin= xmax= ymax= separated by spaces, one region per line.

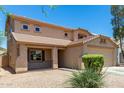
xmin=87 ymin=46 xmax=114 ymax=66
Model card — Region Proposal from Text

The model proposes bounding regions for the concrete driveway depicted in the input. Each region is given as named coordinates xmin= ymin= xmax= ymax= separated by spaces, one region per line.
xmin=103 ymin=67 xmax=124 ymax=75
xmin=0 ymin=67 xmax=124 ymax=88
xmin=103 ymin=67 xmax=124 ymax=88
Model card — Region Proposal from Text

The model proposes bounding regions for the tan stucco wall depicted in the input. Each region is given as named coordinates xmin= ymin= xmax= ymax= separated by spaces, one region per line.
xmin=45 ymin=49 xmax=52 ymax=61
xmin=15 ymin=44 xmax=28 ymax=73
xmin=52 ymin=47 xmax=58 ymax=69
xmin=14 ymin=20 xmax=73 ymax=40
xmin=8 ymin=36 xmax=17 ymax=70
xmin=86 ymin=37 xmax=114 ymax=48
xmin=63 ymin=45 xmax=83 ymax=69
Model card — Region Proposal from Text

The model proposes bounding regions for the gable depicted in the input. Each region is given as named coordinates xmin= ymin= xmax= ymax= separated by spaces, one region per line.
xmin=85 ymin=36 xmax=118 ymax=48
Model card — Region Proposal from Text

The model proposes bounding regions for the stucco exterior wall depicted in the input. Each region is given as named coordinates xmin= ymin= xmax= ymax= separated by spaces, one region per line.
xmin=63 ymin=46 xmax=83 ymax=69
xmin=8 ymin=36 xmax=17 ymax=70
xmin=14 ymin=20 xmax=73 ymax=40
xmin=45 ymin=49 xmax=52 ymax=61
xmin=52 ymin=47 xmax=58 ymax=69
xmin=86 ymin=37 xmax=114 ymax=48
xmin=15 ymin=44 xmax=28 ymax=73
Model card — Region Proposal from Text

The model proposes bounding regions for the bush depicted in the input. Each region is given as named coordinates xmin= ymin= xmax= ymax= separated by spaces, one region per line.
xmin=69 ymin=69 xmax=104 ymax=88
xmin=82 ymin=54 xmax=104 ymax=74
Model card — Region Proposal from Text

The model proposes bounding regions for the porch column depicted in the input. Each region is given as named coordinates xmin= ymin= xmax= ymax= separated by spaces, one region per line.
xmin=15 ymin=44 xmax=28 ymax=73
xmin=52 ymin=47 xmax=58 ymax=69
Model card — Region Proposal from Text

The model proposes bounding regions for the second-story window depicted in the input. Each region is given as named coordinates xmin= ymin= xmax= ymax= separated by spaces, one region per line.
xmin=65 ymin=33 xmax=68 ymax=37
xmin=35 ymin=26 xmax=41 ymax=32
xmin=78 ymin=34 xmax=87 ymax=39
xmin=22 ymin=24 xmax=29 ymax=30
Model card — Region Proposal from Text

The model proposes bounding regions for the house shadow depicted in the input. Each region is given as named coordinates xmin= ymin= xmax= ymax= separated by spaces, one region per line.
xmin=1 ymin=67 xmax=16 ymax=74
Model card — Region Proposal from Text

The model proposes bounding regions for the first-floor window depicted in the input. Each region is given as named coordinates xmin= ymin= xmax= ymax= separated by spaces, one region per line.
xmin=30 ymin=50 xmax=45 ymax=61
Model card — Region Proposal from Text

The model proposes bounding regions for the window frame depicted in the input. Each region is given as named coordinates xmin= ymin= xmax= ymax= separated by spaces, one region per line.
xmin=21 ymin=24 xmax=29 ymax=31
xmin=34 ymin=25 xmax=41 ymax=32
xmin=30 ymin=49 xmax=45 ymax=62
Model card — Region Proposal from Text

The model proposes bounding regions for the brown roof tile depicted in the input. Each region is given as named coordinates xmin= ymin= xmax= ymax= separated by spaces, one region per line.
xmin=12 ymin=32 xmax=72 ymax=47
xmin=69 ymin=35 xmax=98 ymax=46
xmin=12 ymin=32 xmax=118 ymax=47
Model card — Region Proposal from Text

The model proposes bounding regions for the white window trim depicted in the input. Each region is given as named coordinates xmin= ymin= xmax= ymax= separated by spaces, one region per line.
xmin=34 ymin=26 xmax=41 ymax=32
xmin=21 ymin=24 xmax=29 ymax=30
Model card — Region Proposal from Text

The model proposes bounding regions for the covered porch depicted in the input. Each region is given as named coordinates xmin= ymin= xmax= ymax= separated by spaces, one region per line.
xmin=15 ymin=44 xmax=65 ymax=73
xmin=27 ymin=46 xmax=62 ymax=70
xmin=11 ymin=32 xmax=71 ymax=73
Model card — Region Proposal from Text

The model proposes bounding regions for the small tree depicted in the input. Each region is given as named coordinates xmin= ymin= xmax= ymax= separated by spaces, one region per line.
xmin=111 ymin=5 xmax=124 ymax=59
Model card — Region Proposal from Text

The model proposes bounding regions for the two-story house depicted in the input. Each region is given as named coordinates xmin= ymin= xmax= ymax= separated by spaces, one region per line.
xmin=5 ymin=15 xmax=118 ymax=73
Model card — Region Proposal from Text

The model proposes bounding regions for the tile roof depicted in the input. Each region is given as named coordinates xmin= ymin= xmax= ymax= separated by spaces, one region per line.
xmin=12 ymin=32 xmax=118 ymax=47
xmin=69 ymin=35 xmax=98 ymax=46
xmin=69 ymin=35 xmax=118 ymax=47
xmin=12 ymin=32 xmax=72 ymax=47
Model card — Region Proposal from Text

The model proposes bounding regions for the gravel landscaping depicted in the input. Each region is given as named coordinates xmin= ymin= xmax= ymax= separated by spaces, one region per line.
xmin=0 ymin=68 xmax=72 ymax=88
xmin=0 ymin=67 xmax=124 ymax=88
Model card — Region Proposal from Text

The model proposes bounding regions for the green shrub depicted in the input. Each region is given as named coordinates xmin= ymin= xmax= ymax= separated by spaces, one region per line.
xmin=69 ymin=69 xmax=104 ymax=88
xmin=82 ymin=54 xmax=104 ymax=74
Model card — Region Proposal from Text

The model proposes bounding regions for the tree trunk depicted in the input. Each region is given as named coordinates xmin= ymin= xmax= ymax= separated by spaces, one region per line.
xmin=119 ymin=38 xmax=124 ymax=61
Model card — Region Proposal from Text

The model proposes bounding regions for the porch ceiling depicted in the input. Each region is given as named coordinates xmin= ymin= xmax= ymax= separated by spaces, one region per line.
xmin=12 ymin=32 xmax=72 ymax=47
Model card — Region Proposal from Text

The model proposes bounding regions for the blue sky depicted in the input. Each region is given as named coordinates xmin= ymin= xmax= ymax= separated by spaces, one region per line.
xmin=0 ymin=5 xmax=113 ymax=48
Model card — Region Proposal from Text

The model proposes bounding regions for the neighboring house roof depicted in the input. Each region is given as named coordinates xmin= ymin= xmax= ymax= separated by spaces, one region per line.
xmin=12 ymin=32 xmax=72 ymax=47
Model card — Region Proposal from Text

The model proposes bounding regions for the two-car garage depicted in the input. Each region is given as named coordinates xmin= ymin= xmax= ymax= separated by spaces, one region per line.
xmin=84 ymin=36 xmax=118 ymax=67
xmin=87 ymin=45 xmax=114 ymax=66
